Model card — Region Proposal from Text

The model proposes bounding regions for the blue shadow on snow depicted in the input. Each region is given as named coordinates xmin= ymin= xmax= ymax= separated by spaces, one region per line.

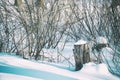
xmin=0 ymin=63 xmax=77 ymax=80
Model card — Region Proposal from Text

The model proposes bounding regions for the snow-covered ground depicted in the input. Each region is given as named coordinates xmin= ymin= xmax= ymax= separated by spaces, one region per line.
xmin=0 ymin=73 xmax=41 ymax=80
xmin=0 ymin=53 xmax=119 ymax=80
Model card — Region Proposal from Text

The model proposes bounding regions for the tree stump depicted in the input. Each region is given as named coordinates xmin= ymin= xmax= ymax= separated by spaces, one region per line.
xmin=73 ymin=40 xmax=90 ymax=71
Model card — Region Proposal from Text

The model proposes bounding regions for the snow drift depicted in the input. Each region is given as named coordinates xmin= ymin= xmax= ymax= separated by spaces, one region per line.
xmin=0 ymin=53 xmax=119 ymax=80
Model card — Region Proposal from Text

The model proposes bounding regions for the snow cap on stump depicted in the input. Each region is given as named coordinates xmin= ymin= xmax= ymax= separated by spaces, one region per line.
xmin=74 ymin=39 xmax=87 ymax=45
xmin=96 ymin=37 xmax=108 ymax=44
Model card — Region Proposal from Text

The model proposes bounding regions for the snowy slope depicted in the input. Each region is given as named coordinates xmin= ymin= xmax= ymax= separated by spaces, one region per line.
xmin=0 ymin=73 xmax=41 ymax=80
xmin=0 ymin=54 xmax=119 ymax=80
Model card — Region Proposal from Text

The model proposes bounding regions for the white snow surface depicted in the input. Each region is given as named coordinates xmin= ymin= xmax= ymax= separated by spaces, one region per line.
xmin=96 ymin=37 xmax=108 ymax=44
xmin=0 ymin=54 xmax=119 ymax=80
xmin=74 ymin=40 xmax=87 ymax=45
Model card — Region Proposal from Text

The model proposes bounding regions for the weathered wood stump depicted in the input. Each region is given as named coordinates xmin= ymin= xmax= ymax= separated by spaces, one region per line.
xmin=73 ymin=40 xmax=90 ymax=71
xmin=92 ymin=37 xmax=109 ymax=63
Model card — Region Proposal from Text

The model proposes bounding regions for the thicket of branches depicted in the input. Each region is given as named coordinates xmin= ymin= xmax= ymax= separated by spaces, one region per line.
xmin=0 ymin=0 xmax=120 ymax=76
xmin=63 ymin=0 xmax=120 ymax=76
xmin=0 ymin=0 xmax=70 ymax=60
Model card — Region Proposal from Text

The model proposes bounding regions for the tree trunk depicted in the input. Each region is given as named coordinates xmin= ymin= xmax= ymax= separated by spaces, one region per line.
xmin=73 ymin=45 xmax=83 ymax=71
xmin=73 ymin=44 xmax=90 ymax=71
xmin=83 ymin=44 xmax=90 ymax=64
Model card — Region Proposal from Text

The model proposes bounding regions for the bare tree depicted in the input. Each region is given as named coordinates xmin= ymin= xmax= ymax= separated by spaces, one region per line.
xmin=0 ymin=0 xmax=70 ymax=60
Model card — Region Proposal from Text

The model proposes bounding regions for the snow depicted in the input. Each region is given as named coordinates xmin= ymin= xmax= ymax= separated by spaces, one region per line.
xmin=8 ymin=0 xmax=14 ymax=4
xmin=74 ymin=40 xmax=87 ymax=45
xmin=96 ymin=37 xmax=108 ymax=44
xmin=0 ymin=73 xmax=41 ymax=80
xmin=0 ymin=53 xmax=119 ymax=80
xmin=47 ymin=3 xmax=51 ymax=9
xmin=101 ymin=47 xmax=120 ymax=77
xmin=102 ymin=47 xmax=114 ymax=57
xmin=101 ymin=47 xmax=115 ymax=66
